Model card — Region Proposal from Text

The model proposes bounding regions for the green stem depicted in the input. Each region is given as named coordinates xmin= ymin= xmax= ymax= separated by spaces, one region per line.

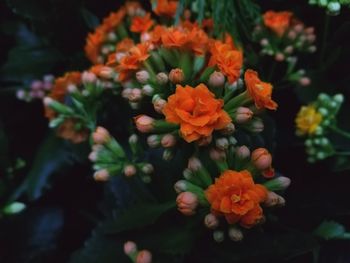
xmin=330 ymin=125 xmax=350 ymax=139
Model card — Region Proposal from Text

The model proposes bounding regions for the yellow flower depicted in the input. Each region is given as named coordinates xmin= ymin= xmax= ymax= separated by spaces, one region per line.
xmin=295 ymin=105 xmax=323 ymax=135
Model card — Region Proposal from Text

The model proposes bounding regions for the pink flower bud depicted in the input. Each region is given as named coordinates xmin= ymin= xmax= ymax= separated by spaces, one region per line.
xmin=124 ymin=241 xmax=138 ymax=255
xmin=124 ymin=165 xmax=137 ymax=177
xmin=275 ymin=53 xmax=285 ymax=61
xmin=136 ymin=250 xmax=152 ymax=263
xmin=141 ymin=32 xmax=152 ymax=43
xmin=294 ymin=24 xmax=304 ymax=33
xmin=188 ymin=157 xmax=202 ymax=171
xmin=228 ymin=227 xmax=243 ymax=242
xmin=141 ymin=163 xmax=154 ymax=174
xmin=234 ymin=107 xmax=253 ymax=124
xmin=287 ymin=30 xmax=297 ymax=40
xmin=299 ymin=77 xmax=311 ymax=86
xmin=156 ymin=72 xmax=168 ymax=85
xmin=82 ymin=71 xmax=97 ymax=84
xmin=16 ymin=90 xmax=26 ymax=100
xmin=264 ymin=191 xmax=280 ymax=207
xmin=276 ymin=176 xmax=291 ymax=190
xmin=235 ymin=145 xmax=250 ymax=159
xmin=122 ymin=88 xmax=132 ymax=99
xmin=306 ymin=34 xmax=316 ymax=43
xmin=204 ymin=213 xmax=219 ymax=229
xmin=251 ymin=148 xmax=272 ymax=170
xmin=88 ymin=151 xmax=98 ymax=162
xmin=305 ymin=27 xmax=314 ymax=34
xmin=260 ymin=38 xmax=269 ymax=46
xmin=142 ymin=84 xmax=154 ymax=96
xmin=147 ymin=135 xmax=160 ymax=148
xmin=277 ymin=195 xmax=286 ymax=206
xmin=128 ymin=88 xmax=143 ymax=102
xmin=169 ymin=68 xmax=184 ymax=84
xmin=284 ymin=46 xmax=294 ymax=54
xmin=93 ymin=169 xmax=110 ymax=181
xmin=99 ymin=66 xmax=114 ymax=79
xmin=250 ymin=119 xmax=264 ymax=133
xmin=134 ymin=115 xmax=155 ymax=133
xmin=215 ymin=137 xmax=229 ymax=150
xmin=136 ymin=70 xmax=150 ymax=84
xmin=153 ymin=97 xmax=167 ymax=113
xmin=176 ymin=192 xmax=199 ymax=216
xmin=92 ymin=126 xmax=110 ymax=144
xmin=208 ymin=71 xmax=225 ymax=87
xmin=220 ymin=123 xmax=235 ymax=135
xmin=209 ymin=148 xmax=226 ymax=161
xmin=31 ymin=80 xmax=43 ymax=91
xmin=43 ymin=97 xmax=54 ymax=106
xmin=161 ymin=134 xmax=176 ymax=148
xmin=197 ymin=135 xmax=212 ymax=146
xmin=174 ymin=180 xmax=187 ymax=193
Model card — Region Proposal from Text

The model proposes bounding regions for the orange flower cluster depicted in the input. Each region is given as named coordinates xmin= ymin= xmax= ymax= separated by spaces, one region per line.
xmin=209 ymin=39 xmax=243 ymax=83
xmin=205 ymin=170 xmax=267 ymax=228
xmin=153 ymin=0 xmax=178 ymax=17
xmin=56 ymin=118 xmax=89 ymax=144
xmin=163 ymin=84 xmax=231 ymax=142
xmin=130 ymin=13 xmax=154 ymax=33
xmin=44 ymin=72 xmax=82 ymax=120
xmin=263 ymin=11 xmax=293 ymax=37
xmin=244 ymin=69 xmax=278 ymax=110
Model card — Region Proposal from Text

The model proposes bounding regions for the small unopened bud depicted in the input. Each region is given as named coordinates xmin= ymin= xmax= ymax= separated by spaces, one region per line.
xmin=122 ymin=88 xmax=132 ymax=99
xmin=156 ymin=72 xmax=168 ymax=85
xmin=287 ymin=30 xmax=297 ymax=40
xmin=88 ymin=151 xmax=98 ymax=162
xmin=264 ymin=191 xmax=280 ymax=207
xmin=134 ymin=115 xmax=155 ymax=133
xmin=99 ymin=66 xmax=115 ymax=79
xmin=204 ymin=213 xmax=219 ymax=229
xmin=251 ymin=148 xmax=272 ymax=170
xmin=277 ymin=195 xmax=286 ymax=206
xmin=213 ymin=230 xmax=224 ymax=243
xmin=141 ymin=163 xmax=154 ymax=174
xmin=43 ymin=97 xmax=54 ymax=106
xmin=234 ymin=107 xmax=253 ymax=124
xmin=92 ymin=126 xmax=110 ymax=144
xmin=176 ymin=191 xmax=199 ymax=216
xmin=209 ymin=148 xmax=226 ymax=161
xmin=169 ymin=68 xmax=184 ymax=84
xmin=275 ymin=53 xmax=285 ymax=62
xmin=294 ymin=24 xmax=304 ymax=33
xmin=216 ymin=138 xmax=229 ymax=150
xmin=299 ymin=77 xmax=311 ymax=86
xmin=136 ymin=70 xmax=150 ymax=84
xmin=142 ymin=84 xmax=154 ymax=96
xmin=129 ymin=88 xmax=143 ymax=102
xmin=161 ymin=134 xmax=176 ymax=148
xmin=93 ymin=169 xmax=110 ymax=181
xmin=306 ymin=34 xmax=316 ymax=43
xmin=228 ymin=227 xmax=243 ymax=242
xmin=235 ymin=145 xmax=250 ymax=159
xmin=327 ymin=2 xmax=341 ymax=15
xmin=16 ymin=90 xmax=26 ymax=100
xmin=305 ymin=27 xmax=314 ymax=34
xmin=221 ymin=123 xmax=235 ymax=135
xmin=153 ymin=97 xmax=167 ymax=113
xmin=124 ymin=241 xmax=137 ymax=255
xmin=208 ymin=71 xmax=225 ymax=87
xmin=174 ymin=180 xmax=187 ymax=193
xmin=250 ymin=119 xmax=264 ymax=133
xmin=129 ymin=134 xmax=138 ymax=144
xmin=308 ymin=46 xmax=317 ymax=53
xmin=188 ymin=157 xmax=202 ymax=171
xmin=197 ymin=135 xmax=212 ymax=146
xmin=124 ymin=165 xmax=137 ymax=177
xmin=162 ymin=148 xmax=174 ymax=161
xmin=284 ymin=46 xmax=294 ymax=54
xmin=136 ymin=250 xmax=152 ymax=263
xmin=147 ymin=135 xmax=160 ymax=147
xmin=82 ymin=71 xmax=97 ymax=84
xmin=260 ymin=38 xmax=269 ymax=46
xmin=264 ymin=176 xmax=291 ymax=191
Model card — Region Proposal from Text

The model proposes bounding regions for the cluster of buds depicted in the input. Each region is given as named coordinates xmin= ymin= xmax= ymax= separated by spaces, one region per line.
xmin=295 ymin=93 xmax=346 ymax=162
xmin=124 ymin=241 xmax=152 ymax=263
xmin=309 ymin=0 xmax=350 ymax=15
xmin=16 ymin=75 xmax=54 ymax=102
xmin=90 ymin=127 xmax=154 ymax=182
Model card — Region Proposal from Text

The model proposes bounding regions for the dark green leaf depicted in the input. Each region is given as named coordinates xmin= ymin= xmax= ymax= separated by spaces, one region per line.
xmin=314 ymin=220 xmax=346 ymax=240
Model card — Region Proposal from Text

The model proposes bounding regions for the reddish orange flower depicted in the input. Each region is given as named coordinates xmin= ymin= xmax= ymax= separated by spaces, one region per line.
xmin=116 ymin=38 xmax=135 ymax=52
xmin=244 ymin=69 xmax=278 ymax=110
xmin=163 ymin=84 xmax=231 ymax=142
xmin=161 ymin=27 xmax=188 ymax=49
xmin=130 ymin=13 xmax=154 ymax=33
xmin=85 ymin=27 xmax=105 ymax=64
xmin=102 ymin=8 xmax=127 ymax=32
xmin=263 ymin=11 xmax=293 ymax=37
xmin=56 ymin=118 xmax=89 ymax=144
xmin=116 ymin=43 xmax=150 ymax=81
xmin=209 ymin=40 xmax=243 ymax=83
xmin=45 ymin=72 xmax=82 ymax=120
xmin=205 ymin=170 xmax=267 ymax=228
xmin=149 ymin=25 xmax=167 ymax=46
xmin=188 ymin=26 xmax=209 ymax=55
xmin=153 ymin=0 xmax=178 ymax=17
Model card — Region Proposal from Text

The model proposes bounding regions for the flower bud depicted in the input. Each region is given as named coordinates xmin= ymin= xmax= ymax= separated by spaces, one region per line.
xmin=99 ymin=66 xmax=115 ymax=79
xmin=275 ymin=53 xmax=285 ymax=62
xmin=264 ymin=191 xmax=280 ymax=207
xmin=213 ymin=230 xmax=224 ymax=243
xmin=88 ymin=151 xmax=98 ymax=162
xmin=153 ymin=97 xmax=167 ymax=113
xmin=93 ymin=169 xmax=110 ymax=181
xmin=250 ymin=119 xmax=264 ymax=133
xmin=204 ymin=213 xmax=219 ymax=229
xmin=197 ymin=135 xmax=212 ymax=146
xmin=287 ymin=30 xmax=297 ymax=40
xmin=156 ymin=72 xmax=168 ymax=85
xmin=92 ymin=127 xmax=111 ymax=144
xmin=260 ymin=38 xmax=269 ymax=46
xmin=251 ymin=148 xmax=272 ymax=170
xmin=122 ymin=88 xmax=132 ymax=99
xmin=209 ymin=148 xmax=226 ymax=161
xmin=294 ymin=24 xmax=304 ymax=33
xmin=43 ymin=97 xmax=54 ymax=106
xmin=169 ymin=68 xmax=184 ymax=84
xmin=142 ymin=84 xmax=154 ymax=96
xmin=129 ymin=134 xmax=138 ymax=144
xmin=124 ymin=241 xmax=138 ymax=255
xmin=228 ymin=227 xmax=243 ymax=242
xmin=176 ymin=191 xmax=199 ymax=216
xmin=134 ymin=115 xmax=155 ymax=133
xmin=136 ymin=250 xmax=152 ymax=263
xmin=234 ymin=107 xmax=253 ymax=124
xmin=220 ymin=123 xmax=235 ymax=135
xmin=31 ymin=80 xmax=43 ymax=90
xmin=299 ymin=77 xmax=311 ymax=86
xmin=136 ymin=70 xmax=150 ymax=84
xmin=161 ymin=134 xmax=176 ymax=148
xmin=235 ymin=145 xmax=250 ymax=159
xmin=208 ymin=71 xmax=225 ymax=87
xmin=128 ymin=88 xmax=143 ymax=102
xmin=174 ymin=180 xmax=187 ymax=193
xmin=263 ymin=176 xmax=291 ymax=191
xmin=188 ymin=157 xmax=202 ymax=171
xmin=82 ymin=71 xmax=97 ymax=84
xmin=147 ymin=135 xmax=160 ymax=147
xmin=141 ymin=163 xmax=154 ymax=174
xmin=16 ymin=90 xmax=26 ymax=100
xmin=215 ymin=138 xmax=229 ymax=150
xmin=124 ymin=165 xmax=137 ymax=177
xmin=162 ymin=148 xmax=174 ymax=161
xmin=305 ymin=27 xmax=314 ymax=34
xmin=284 ymin=46 xmax=294 ymax=54
xmin=277 ymin=195 xmax=286 ymax=206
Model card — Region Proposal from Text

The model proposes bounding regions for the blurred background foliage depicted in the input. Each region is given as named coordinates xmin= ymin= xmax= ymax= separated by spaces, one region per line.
xmin=1 ymin=0 xmax=350 ymax=262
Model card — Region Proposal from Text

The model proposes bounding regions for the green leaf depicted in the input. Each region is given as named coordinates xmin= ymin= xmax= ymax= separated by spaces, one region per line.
xmin=103 ymin=201 xmax=176 ymax=234
xmin=314 ymin=220 xmax=346 ymax=240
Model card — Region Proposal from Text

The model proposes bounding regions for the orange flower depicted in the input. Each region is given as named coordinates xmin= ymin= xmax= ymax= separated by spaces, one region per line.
xmin=209 ymin=40 xmax=243 ymax=83
xmin=153 ymin=0 xmax=178 ymax=17
xmin=244 ymin=69 xmax=278 ymax=110
xmin=263 ymin=11 xmax=293 ymax=37
xmin=116 ymin=43 xmax=150 ymax=81
xmin=130 ymin=13 xmax=154 ymax=33
xmin=45 ymin=72 xmax=81 ymax=120
xmin=205 ymin=170 xmax=267 ymax=228
xmin=163 ymin=84 xmax=232 ymax=142
xmin=102 ymin=8 xmax=126 ymax=32
xmin=116 ymin=38 xmax=135 ymax=52
xmin=161 ymin=27 xmax=188 ymax=49
xmin=149 ymin=25 xmax=167 ymax=46
xmin=85 ymin=27 xmax=105 ymax=64
xmin=56 ymin=118 xmax=89 ymax=144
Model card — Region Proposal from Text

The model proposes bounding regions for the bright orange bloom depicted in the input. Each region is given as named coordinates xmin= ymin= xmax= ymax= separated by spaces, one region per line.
xmin=130 ymin=13 xmax=154 ymax=33
xmin=209 ymin=40 xmax=243 ymax=83
xmin=45 ymin=72 xmax=82 ymax=120
xmin=149 ymin=25 xmax=167 ymax=46
xmin=85 ymin=27 xmax=105 ymax=64
xmin=205 ymin=170 xmax=267 ymax=228
xmin=244 ymin=69 xmax=278 ymax=110
xmin=115 ymin=43 xmax=150 ymax=81
xmin=102 ymin=8 xmax=127 ymax=32
xmin=153 ymin=0 xmax=178 ymax=17
xmin=163 ymin=84 xmax=231 ymax=142
xmin=263 ymin=11 xmax=293 ymax=37
xmin=56 ymin=118 xmax=89 ymax=144
xmin=116 ymin=38 xmax=135 ymax=52
xmin=188 ymin=26 xmax=209 ymax=55
xmin=125 ymin=1 xmax=142 ymax=15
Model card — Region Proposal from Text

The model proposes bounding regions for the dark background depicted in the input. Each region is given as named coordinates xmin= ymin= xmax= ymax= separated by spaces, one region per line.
xmin=1 ymin=0 xmax=350 ymax=262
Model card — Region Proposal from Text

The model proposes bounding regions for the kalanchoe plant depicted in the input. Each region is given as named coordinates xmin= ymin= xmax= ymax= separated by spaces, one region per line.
xmin=309 ymin=0 xmax=350 ymax=15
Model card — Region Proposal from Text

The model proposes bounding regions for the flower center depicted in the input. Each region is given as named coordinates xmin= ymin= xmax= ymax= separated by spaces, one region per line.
xmin=231 ymin=194 xmax=241 ymax=203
